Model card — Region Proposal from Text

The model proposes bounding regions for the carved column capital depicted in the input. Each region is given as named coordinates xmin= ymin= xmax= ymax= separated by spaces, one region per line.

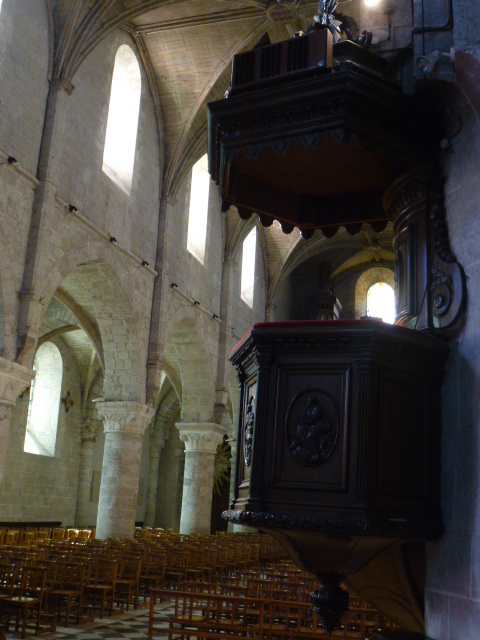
xmin=176 ymin=422 xmax=227 ymax=453
xmin=96 ymin=401 xmax=155 ymax=435
xmin=0 ymin=357 xmax=34 ymax=407
xmin=81 ymin=419 xmax=102 ymax=443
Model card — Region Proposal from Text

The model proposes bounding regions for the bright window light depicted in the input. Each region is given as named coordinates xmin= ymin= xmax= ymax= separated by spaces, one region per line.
xmin=103 ymin=45 xmax=142 ymax=195
xmin=0 ymin=1 xmax=3 ymax=13
xmin=241 ymin=228 xmax=257 ymax=307
xmin=367 ymin=282 xmax=395 ymax=323
xmin=187 ymin=154 xmax=210 ymax=264
xmin=24 ymin=342 xmax=63 ymax=457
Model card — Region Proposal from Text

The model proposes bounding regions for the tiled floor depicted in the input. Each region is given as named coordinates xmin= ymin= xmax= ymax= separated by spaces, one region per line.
xmin=5 ymin=602 xmax=172 ymax=640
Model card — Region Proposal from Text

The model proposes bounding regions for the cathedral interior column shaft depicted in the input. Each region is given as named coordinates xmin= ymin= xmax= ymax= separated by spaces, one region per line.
xmin=176 ymin=423 xmax=226 ymax=534
xmin=96 ymin=402 xmax=154 ymax=539
xmin=75 ymin=420 xmax=101 ymax=527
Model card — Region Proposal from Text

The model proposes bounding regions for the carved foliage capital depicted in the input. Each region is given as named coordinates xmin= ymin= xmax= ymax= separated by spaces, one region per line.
xmin=0 ymin=358 xmax=35 ymax=407
xmin=81 ymin=419 xmax=102 ymax=443
xmin=96 ymin=401 xmax=155 ymax=435
xmin=176 ymin=422 xmax=227 ymax=453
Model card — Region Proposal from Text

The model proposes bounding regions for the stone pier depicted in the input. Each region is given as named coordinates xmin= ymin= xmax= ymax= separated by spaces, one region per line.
xmin=176 ymin=422 xmax=226 ymax=535
xmin=75 ymin=419 xmax=101 ymax=527
xmin=96 ymin=401 xmax=154 ymax=539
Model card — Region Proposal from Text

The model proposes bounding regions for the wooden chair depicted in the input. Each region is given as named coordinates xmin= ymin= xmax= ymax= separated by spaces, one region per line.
xmin=115 ymin=555 xmax=142 ymax=611
xmin=48 ymin=561 xmax=87 ymax=626
xmin=4 ymin=531 xmax=19 ymax=546
xmin=83 ymin=558 xmax=118 ymax=618
xmin=77 ymin=529 xmax=91 ymax=540
xmin=0 ymin=565 xmax=53 ymax=638
xmin=36 ymin=529 xmax=51 ymax=541
xmin=52 ymin=528 xmax=65 ymax=541
xmin=139 ymin=552 xmax=166 ymax=602
xmin=66 ymin=528 xmax=78 ymax=540
xmin=0 ymin=563 xmax=19 ymax=600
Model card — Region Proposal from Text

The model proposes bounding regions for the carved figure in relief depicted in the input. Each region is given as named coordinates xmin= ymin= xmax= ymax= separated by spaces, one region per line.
xmin=244 ymin=395 xmax=255 ymax=466
xmin=290 ymin=395 xmax=334 ymax=465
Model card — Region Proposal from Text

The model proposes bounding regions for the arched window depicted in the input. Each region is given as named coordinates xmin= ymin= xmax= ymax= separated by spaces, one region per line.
xmin=103 ymin=45 xmax=142 ymax=195
xmin=366 ymin=282 xmax=395 ymax=323
xmin=24 ymin=342 xmax=63 ymax=457
xmin=187 ymin=154 xmax=210 ymax=264
xmin=241 ymin=227 xmax=257 ymax=307
xmin=354 ymin=267 xmax=395 ymax=322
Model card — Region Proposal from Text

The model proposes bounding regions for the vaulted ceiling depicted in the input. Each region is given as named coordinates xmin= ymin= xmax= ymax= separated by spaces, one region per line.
xmin=52 ymin=0 xmax=404 ymax=299
xmin=54 ymin=0 xmax=401 ymax=194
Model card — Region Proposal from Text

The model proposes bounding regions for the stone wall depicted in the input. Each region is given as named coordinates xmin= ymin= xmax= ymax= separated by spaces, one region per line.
xmin=56 ymin=30 xmax=160 ymax=266
xmin=0 ymin=338 xmax=82 ymax=524
xmin=425 ymin=48 xmax=480 ymax=640
xmin=0 ymin=0 xmax=49 ymax=174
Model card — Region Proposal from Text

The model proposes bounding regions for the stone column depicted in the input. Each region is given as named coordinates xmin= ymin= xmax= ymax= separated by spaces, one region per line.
xmin=266 ymin=303 xmax=276 ymax=322
xmin=176 ymin=423 xmax=226 ymax=535
xmin=0 ymin=358 xmax=34 ymax=485
xmin=75 ymin=419 xmax=101 ymax=527
xmin=144 ymin=425 xmax=166 ymax=527
xmin=95 ymin=402 xmax=154 ymax=540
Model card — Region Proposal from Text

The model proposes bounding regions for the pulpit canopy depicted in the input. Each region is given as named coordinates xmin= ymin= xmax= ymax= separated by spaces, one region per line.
xmin=208 ymin=34 xmax=436 ymax=239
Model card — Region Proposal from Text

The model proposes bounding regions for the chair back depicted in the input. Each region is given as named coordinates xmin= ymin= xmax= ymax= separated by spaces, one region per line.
xmin=18 ymin=565 xmax=47 ymax=601
xmin=52 ymin=528 xmax=65 ymax=540
xmin=4 ymin=530 xmax=19 ymax=545
xmin=0 ymin=562 xmax=19 ymax=597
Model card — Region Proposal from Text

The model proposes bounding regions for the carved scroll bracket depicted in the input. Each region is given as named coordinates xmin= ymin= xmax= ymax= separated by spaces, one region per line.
xmin=383 ymin=164 xmax=466 ymax=334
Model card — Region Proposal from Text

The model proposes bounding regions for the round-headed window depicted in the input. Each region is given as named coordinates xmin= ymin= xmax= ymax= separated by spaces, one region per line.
xmin=366 ymin=282 xmax=395 ymax=324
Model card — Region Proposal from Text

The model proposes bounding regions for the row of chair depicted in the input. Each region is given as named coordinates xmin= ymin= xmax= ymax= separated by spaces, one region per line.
xmin=0 ymin=527 xmax=94 ymax=546
xmin=0 ymin=530 xmax=398 ymax=639
xmin=0 ymin=531 xmax=286 ymax=637
xmin=149 ymin=587 xmax=399 ymax=640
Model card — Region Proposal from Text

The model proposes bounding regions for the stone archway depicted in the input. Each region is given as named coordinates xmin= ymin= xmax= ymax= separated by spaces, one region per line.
xmin=34 ymin=251 xmax=154 ymax=539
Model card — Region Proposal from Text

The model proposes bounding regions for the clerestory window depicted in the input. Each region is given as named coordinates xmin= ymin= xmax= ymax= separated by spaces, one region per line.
xmin=241 ymin=227 xmax=257 ymax=307
xmin=187 ymin=154 xmax=210 ymax=264
xmin=103 ymin=45 xmax=142 ymax=195
xmin=24 ymin=342 xmax=63 ymax=457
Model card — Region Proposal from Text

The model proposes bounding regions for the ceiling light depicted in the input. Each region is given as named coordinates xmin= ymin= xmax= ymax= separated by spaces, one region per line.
xmin=364 ymin=0 xmax=381 ymax=6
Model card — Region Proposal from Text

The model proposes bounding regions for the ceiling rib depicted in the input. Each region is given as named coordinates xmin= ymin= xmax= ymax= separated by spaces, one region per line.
xmin=132 ymin=8 xmax=265 ymax=36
